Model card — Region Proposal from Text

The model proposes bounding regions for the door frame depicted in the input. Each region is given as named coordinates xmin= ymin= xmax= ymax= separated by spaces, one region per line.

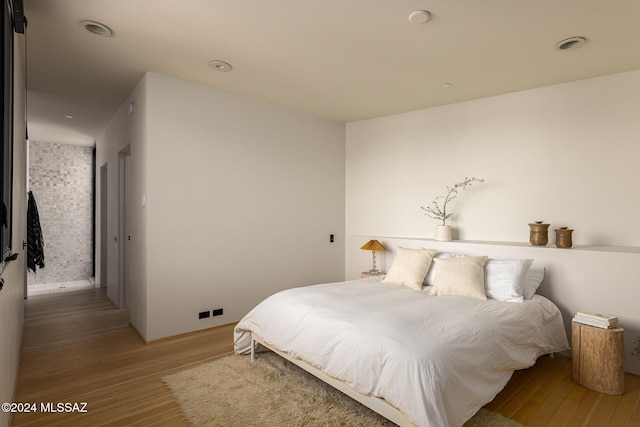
xmin=99 ymin=163 xmax=108 ymax=289
xmin=117 ymin=147 xmax=131 ymax=308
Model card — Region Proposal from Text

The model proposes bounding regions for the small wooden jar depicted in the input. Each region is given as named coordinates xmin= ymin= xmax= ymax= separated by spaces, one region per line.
xmin=528 ymin=222 xmax=550 ymax=246
xmin=555 ymin=227 xmax=573 ymax=248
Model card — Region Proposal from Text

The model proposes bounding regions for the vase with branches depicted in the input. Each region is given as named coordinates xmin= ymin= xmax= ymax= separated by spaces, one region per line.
xmin=421 ymin=177 xmax=484 ymax=240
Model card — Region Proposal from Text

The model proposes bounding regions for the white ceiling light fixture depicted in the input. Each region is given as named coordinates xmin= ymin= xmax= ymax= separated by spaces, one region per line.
xmin=208 ymin=60 xmax=232 ymax=72
xmin=80 ymin=20 xmax=113 ymax=37
xmin=64 ymin=115 xmax=75 ymax=119
xmin=408 ymin=10 xmax=431 ymax=24
xmin=555 ymin=36 xmax=586 ymax=50
xmin=441 ymin=83 xmax=452 ymax=88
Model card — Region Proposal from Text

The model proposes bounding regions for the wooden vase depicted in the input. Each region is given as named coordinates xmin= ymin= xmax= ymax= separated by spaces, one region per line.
xmin=528 ymin=222 xmax=549 ymax=246
xmin=555 ymin=228 xmax=573 ymax=248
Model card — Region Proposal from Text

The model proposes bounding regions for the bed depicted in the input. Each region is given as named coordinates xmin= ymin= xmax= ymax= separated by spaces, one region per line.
xmin=234 ymin=250 xmax=570 ymax=427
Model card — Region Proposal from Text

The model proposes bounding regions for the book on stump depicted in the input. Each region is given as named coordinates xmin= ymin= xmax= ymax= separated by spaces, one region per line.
xmin=573 ymin=311 xmax=618 ymax=329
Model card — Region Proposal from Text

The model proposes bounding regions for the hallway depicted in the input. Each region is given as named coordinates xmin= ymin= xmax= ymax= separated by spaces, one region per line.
xmin=12 ymin=288 xmax=234 ymax=426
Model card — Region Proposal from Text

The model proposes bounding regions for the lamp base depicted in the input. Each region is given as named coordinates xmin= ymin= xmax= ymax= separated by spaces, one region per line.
xmin=362 ymin=271 xmax=385 ymax=278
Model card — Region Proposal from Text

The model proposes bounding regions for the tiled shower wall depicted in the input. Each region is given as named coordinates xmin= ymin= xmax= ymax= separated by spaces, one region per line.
xmin=28 ymin=140 xmax=94 ymax=285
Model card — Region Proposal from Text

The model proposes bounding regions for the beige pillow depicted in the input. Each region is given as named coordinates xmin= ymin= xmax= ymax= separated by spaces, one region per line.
xmin=382 ymin=247 xmax=436 ymax=290
xmin=429 ymin=256 xmax=488 ymax=300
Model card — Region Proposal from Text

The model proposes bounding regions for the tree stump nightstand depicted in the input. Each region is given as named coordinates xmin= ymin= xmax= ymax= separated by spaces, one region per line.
xmin=571 ymin=321 xmax=624 ymax=395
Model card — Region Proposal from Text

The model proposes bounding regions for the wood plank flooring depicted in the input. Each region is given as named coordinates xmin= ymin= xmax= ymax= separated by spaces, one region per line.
xmin=13 ymin=288 xmax=231 ymax=426
xmin=11 ymin=288 xmax=640 ymax=426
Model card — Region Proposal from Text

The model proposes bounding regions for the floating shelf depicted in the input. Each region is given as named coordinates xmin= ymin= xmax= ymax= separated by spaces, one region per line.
xmin=352 ymin=235 xmax=640 ymax=254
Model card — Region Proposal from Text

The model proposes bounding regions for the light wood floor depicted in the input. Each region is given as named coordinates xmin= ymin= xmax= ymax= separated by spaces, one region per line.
xmin=13 ymin=288 xmax=231 ymax=426
xmin=12 ymin=288 xmax=640 ymax=426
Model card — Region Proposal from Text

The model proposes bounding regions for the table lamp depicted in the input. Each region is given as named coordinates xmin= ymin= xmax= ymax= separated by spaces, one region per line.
xmin=360 ymin=239 xmax=386 ymax=273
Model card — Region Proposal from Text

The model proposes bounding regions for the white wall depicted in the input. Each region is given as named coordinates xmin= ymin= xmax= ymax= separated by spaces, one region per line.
xmin=0 ymin=34 xmax=27 ymax=427
xmin=126 ymin=79 xmax=148 ymax=339
xmin=347 ymin=70 xmax=640 ymax=246
xmin=97 ymin=72 xmax=346 ymax=341
xmin=345 ymin=70 xmax=640 ymax=375
xmin=143 ymin=73 xmax=345 ymax=341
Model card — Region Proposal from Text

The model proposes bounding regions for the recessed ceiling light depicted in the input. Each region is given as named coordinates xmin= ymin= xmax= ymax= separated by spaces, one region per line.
xmin=80 ymin=20 xmax=112 ymax=37
xmin=208 ymin=60 xmax=232 ymax=72
xmin=408 ymin=10 xmax=431 ymax=24
xmin=555 ymin=36 xmax=586 ymax=50
xmin=441 ymin=83 xmax=452 ymax=88
xmin=64 ymin=115 xmax=75 ymax=119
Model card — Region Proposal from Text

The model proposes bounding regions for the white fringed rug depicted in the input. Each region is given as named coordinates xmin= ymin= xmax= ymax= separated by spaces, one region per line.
xmin=164 ymin=352 xmax=523 ymax=427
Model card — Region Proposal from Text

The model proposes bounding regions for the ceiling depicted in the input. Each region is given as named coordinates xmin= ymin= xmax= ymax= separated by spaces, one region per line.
xmin=23 ymin=0 xmax=640 ymax=146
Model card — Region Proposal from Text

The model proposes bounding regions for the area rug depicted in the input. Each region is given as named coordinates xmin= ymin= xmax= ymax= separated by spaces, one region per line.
xmin=163 ymin=352 xmax=523 ymax=427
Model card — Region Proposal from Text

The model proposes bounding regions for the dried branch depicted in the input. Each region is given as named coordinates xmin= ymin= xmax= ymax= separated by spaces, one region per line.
xmin=421 ymin=177 xmax=485 ymax=226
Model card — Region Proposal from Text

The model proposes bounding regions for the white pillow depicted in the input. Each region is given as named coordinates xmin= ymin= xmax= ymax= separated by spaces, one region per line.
xmin=484 ymin=259 xmax=533 ymax=302
xmin=522 ymin=267 xmax=546 ymax=299
xmin=381 ymin=247 xmax=436 ymax=290
xmin=429 ymin=256 xmax=488 ymax=300
xmin=424 ymin=251 xmax=463 ymax=286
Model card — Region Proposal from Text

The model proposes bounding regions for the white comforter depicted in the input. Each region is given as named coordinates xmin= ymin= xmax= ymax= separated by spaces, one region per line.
xmin=234 ymin=278 xmax=569 ymax=427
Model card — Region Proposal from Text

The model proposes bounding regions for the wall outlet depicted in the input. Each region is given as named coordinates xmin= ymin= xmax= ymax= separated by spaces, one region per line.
xmin=198 ymin=311 xmax=210 ymax=319
xmin=212 ymin=308 xmax=223 ymax=316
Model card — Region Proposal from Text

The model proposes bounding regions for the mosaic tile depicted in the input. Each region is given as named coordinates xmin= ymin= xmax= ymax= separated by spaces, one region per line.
xmin=27 ymin=140 xmax=94 ymax=286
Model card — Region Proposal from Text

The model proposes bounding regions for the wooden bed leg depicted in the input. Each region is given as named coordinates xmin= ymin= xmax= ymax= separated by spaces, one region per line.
xmin=250 ymin=337 xmax=256 ymax=362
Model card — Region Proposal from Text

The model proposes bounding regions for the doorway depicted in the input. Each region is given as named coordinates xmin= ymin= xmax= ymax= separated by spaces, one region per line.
xmin=26 ymin=141 xmax=95 ymax=296
xmin=118 ymin=147 xmax=131 ymax=308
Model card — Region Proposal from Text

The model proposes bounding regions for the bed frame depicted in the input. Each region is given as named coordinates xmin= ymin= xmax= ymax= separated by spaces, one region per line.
xmin=250 ymin=332 xmax=414 ymax=427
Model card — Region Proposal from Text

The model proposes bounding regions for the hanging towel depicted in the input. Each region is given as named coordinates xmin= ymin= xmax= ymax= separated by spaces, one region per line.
xmin=27 ymin=191 xmax=45 ymax=272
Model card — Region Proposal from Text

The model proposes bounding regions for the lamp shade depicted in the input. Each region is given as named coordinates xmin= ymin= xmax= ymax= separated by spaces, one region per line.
xmin=360 ymin=239 xmax=386 ymax=252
